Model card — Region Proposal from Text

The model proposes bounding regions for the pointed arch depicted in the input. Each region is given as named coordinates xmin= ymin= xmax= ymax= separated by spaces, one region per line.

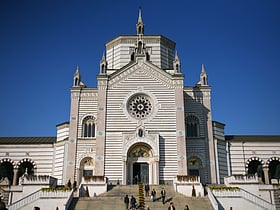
xmin=82 ymin=115 xmax=96 ymax=138
xmin=186 ymin=115 xmax=199 ymax=137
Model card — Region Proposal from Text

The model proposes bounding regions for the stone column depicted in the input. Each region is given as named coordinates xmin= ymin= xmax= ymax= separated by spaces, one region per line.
xmin=263 ymin=167 xmax=270 ymax=184
xmin=12 ymin=168 xmax=18 ymax=185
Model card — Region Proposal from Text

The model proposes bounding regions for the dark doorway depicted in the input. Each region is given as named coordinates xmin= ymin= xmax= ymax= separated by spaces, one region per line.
xmin=133 ymin=163 xmax=149 ymax=184
xmin=269 ymin=160 xmax=280 ymax=179
xmin=0 ymin=162 xmax=14 ymax=184
xmin=189 ymin=169 xmax=199 ymax=176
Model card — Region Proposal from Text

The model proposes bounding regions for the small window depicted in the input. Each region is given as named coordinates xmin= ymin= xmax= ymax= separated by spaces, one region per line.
xmin=82 ymin=116 xmax=95 ymax=138
xmin=186 ymin=115 xmax=199 ymax=137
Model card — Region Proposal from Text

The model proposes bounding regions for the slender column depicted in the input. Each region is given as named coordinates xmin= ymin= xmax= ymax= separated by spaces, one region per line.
xmin=12 ymin=168 xmax=18 ymax=185
xmin=263 ymin=167 xmax=270 ymax=184
xmin=123 ymin=160 xmax=127 ymax=185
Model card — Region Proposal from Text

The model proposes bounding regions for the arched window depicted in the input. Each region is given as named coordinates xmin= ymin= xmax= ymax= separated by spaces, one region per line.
xmin=101 ymin=64 xmax=105 ymax=74
xmin=186 ymin=115 xmax=199 ymax=137
xmin=82 ymin=116 xmax=95 ymax=138
xmin=176 ymin=64 xmax=179 ymax=71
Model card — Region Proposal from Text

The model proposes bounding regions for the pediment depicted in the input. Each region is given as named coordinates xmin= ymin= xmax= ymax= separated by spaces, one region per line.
xmin=108 ymin=58 xmax=183 ymax=89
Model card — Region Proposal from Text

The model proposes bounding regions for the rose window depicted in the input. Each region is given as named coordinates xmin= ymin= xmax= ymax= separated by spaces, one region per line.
xmin=128 ymin=94 xmax=153 ymax=119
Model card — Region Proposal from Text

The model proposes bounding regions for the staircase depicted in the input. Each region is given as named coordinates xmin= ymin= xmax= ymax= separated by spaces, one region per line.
xmin=68 ymin=185 xmax=214 ymax=210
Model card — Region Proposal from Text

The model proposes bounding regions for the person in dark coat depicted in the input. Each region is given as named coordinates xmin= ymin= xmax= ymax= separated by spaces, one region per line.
xmin=151 ymin=189 xmax=156 ymax=202
xmin=124 ymin=194 xmax=129 ymax=210
xmin=130 ymin=195 xmax=137 ymax=209
xmin=168 ymin=202 xmax=176 ymax=210
xmin=161 ymin=188 xmax=166 ymax=204
xmin=144 ymin=184 xmax=150 ymax=197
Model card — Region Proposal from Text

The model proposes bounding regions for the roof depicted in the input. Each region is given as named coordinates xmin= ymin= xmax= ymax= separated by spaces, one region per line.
xmin=225 ymin=135 xmax=280 ymax=142
xmin=0 ymin=137 xmax=56 ymax=144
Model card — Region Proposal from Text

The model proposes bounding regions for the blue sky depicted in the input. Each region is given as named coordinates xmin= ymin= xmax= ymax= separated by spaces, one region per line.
xmin=0 ymin=0 xmax=279 ymax=136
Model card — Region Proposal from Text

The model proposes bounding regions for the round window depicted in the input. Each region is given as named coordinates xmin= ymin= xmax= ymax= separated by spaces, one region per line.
xmin=127 ymin=94 xmax=153 ymax=119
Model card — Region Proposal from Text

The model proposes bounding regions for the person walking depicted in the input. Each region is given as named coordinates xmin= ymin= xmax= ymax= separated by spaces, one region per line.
xmin=168 ymin=202 xmax=176 ymax=210
xmin=130 ymin=195 xmax=137 ymax=209
xmin=144 ymin=184 xmax=150 ymax=197
xmin=124 ymin=194 xmax=129 ymax=210
xmin=151 ymin=189 xmax=156 ymax=202
xmin=145 ymin=205 xmax=150 ymax=210
xmin=161 ymin=188 xmax=166 ymax=204
xmin=184 ymin=204 xmax=190 ymax=210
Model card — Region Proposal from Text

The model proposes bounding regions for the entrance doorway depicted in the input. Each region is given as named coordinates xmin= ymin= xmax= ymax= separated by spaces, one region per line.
xmin=133 ymin=163 xmax=149 ymax=184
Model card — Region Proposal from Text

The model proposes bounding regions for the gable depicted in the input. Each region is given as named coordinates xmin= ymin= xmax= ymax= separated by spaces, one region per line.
xmin=108 ymin=59 xmax=182 ymax=89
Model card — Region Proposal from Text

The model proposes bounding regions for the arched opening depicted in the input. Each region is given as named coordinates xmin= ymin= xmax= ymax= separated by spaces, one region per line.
xmin=247 ymin=160 xmax=262 ymax=175
xmin=17 ymin=160 xmax=35 ymax=183
xmin=186 ymin=115 xmax=199 ymax=137
xmin=126 ymin=143 xmax=155 ymax=185
xmin=269 ymin=160 xmax=280 ymax=180
xmin=79 ymin=157 xmax=95 ymax=184
xmin=0 ymin=161 xmax=14 ymax=184
xmin=187 ymin=156 xmax=203 ymax=182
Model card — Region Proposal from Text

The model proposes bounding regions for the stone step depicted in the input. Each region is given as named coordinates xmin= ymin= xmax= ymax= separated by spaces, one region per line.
xmin=68 ymin=185 xmax=214 ymax=210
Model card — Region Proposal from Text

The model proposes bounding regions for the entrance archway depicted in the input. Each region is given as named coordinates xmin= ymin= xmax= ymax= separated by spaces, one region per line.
xmin=126 ymin=143 xmax=158 ymax=185
xmin=187 ymin=156 xmax=203 ymax=182
xmin=78 ymin=157 xmax=95 ymax=184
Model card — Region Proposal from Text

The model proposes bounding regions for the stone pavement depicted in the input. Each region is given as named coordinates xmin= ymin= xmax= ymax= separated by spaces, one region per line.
xmin=68 ymin=185 xmax=214 ymax=210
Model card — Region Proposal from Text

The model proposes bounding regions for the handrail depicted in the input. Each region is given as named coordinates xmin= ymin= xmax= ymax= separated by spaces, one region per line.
xmin=8 ymin=189 xmax=72 ymax=210
xmin=212 ymin=188 xmax=276 ymax=210
xmin=207 ymin=188 xmax=219 ymax=210
xmin=8 ymin=189 xmax=41 ymax=210
xmin=240 ymin=188 xmax=276 ymax=210
xmin=64 ymin=189 xmax=74 ymax=210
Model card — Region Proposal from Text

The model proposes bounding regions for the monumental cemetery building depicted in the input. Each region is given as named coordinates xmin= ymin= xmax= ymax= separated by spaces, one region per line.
xmin=0 ymin=10 xmax=279 ymax=210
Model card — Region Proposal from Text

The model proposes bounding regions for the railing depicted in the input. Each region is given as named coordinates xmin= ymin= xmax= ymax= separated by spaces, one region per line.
xmin=8 ymin=189 xmax=41 ymax=210
xmin=64 ymin=190 xmax=74 ymax=210
xmin=8 ymin=189 xmax=72 ymax=210
xmin=81 ymin=176 xmax=106 ymax=184
xmin=224 ymin=175 xmax=258 ymax=185
xmin=176 ymin=175 xmax=200 ymax=183
xmin=212 ymin=188 xmax=276 ymax=210
xmin=207 ymin=188 xmax=219 ymax=210
xmin=19 ymin=175 xmax=57 ymax=187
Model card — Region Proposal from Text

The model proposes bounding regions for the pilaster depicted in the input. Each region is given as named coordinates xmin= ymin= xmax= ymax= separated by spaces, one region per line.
xmin=95 ymin=75 xmax=108 ymax=176
xmin=174 ymin=77 xmax=187 ymax=175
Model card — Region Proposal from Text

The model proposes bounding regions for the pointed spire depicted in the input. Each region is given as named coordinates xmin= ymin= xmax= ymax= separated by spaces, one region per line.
xmin=73 ymin=65 xmax=81 ymax=87
xmin=136 ymin=7 xmax=144 ymax=35
xmin=75 ymin=65 xmax=80 ymax=74
xmin=201 ymin=64 xmax=206 ymax=73
xmin=175 ymin=51 xmax=180 ymax=61
xmin=100 ymin=52 xmax=107 ymax=75
xmin=199 ymin=64 xmax=208 ymax=86
xmin=138 ymin=7 xmax=143 ymax=23
xmin=173 ymin=50 xmax=181 ymax=73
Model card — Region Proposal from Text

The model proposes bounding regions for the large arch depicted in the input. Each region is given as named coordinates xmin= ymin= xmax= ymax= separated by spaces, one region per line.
xmin=0 ymin=158 xmax=16 ymax=184
xmin=124 ymin=142 xmax=158 ymax=185
xmin=78 ymin=157 xmax=95 ymax=184
xmin=17 ymin=158 xmax=37 ymax=184
xmin=187 ymin=156 xmax=203 ymax=178
xmin=266 ymin=157 xmax=280 ymax=180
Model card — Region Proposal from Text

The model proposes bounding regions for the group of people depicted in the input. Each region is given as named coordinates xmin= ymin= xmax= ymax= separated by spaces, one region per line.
xmin=124 ymin=185 xmax=190 ymax=210
xmin=124 ymin=194 xmax=137 ymax=209
xmin=144 ymin=184 xmax=166 ymax=204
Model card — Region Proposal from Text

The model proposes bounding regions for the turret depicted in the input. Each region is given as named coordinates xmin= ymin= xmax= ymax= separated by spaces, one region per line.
xmin=73 ymin=66 xmax=85 ymax=87
xmin=100 ymin=52 xmax=107 ymax=75
xmin=198 ymin=64 xmax=208 ymax=86
xmin=173 ymin=51 xmax=181 ymax=73
xmin=136 ymin=8 xmax=144 ymax=35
